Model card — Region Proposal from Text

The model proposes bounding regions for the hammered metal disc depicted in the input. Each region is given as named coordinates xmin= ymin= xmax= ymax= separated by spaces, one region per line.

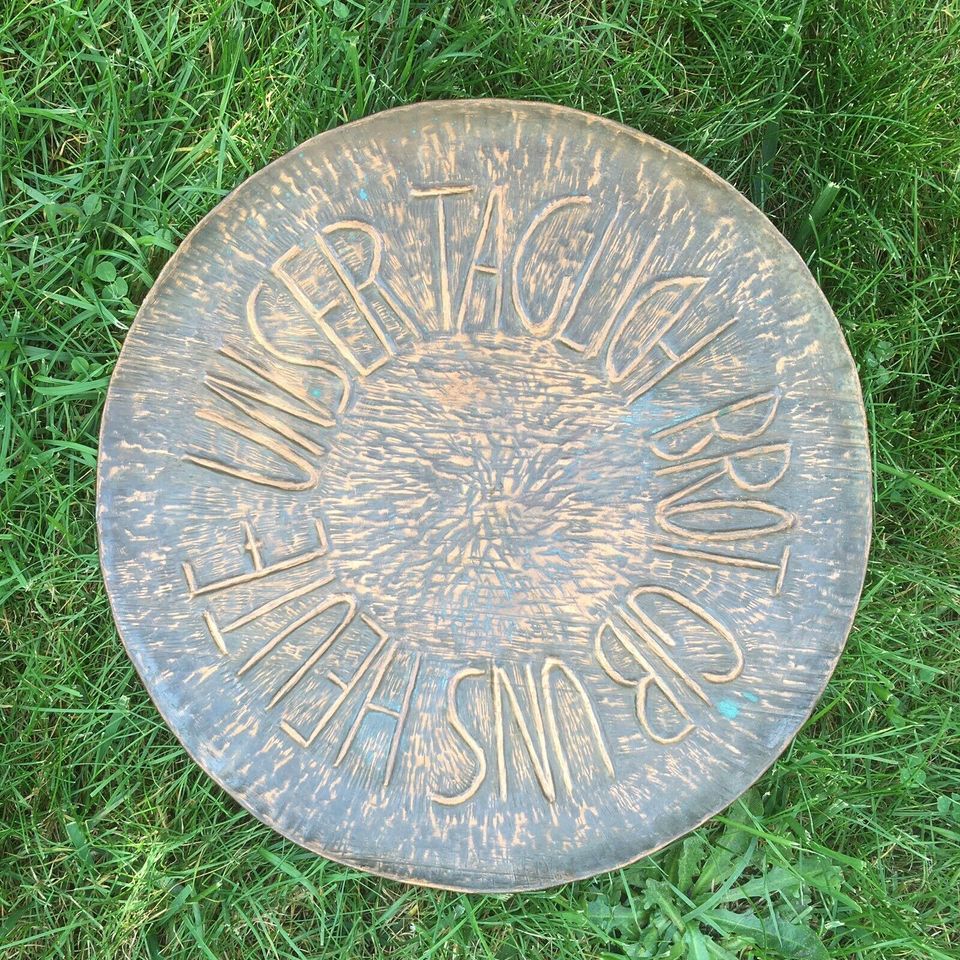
xmin=97 ymin=100 xmax=871 ymax=891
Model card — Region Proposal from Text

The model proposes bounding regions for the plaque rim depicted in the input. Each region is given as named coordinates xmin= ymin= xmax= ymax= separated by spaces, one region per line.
xmin=96 ymin=98 xmax=873 ymax=892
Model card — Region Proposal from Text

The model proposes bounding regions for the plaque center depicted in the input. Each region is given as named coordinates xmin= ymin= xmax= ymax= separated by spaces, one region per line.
xmin=318 ymin=334 xmax=653 ymax=657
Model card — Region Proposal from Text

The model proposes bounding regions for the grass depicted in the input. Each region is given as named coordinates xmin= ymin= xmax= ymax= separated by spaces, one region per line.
xmin=1 ymin=0 xmax=959 ymax=957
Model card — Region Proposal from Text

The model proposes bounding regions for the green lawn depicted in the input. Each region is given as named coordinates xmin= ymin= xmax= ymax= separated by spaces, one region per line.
xmin=2 ymin=1 xmax=959 ymax=957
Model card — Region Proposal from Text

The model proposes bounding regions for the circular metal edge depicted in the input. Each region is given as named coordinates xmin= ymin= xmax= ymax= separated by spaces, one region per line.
xmin=95 ymin=98 xmax=874 ymax=893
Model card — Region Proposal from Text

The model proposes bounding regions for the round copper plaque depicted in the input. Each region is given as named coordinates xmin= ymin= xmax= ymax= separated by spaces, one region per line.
xmin=98 ymin=100 xmax=871 ymax=891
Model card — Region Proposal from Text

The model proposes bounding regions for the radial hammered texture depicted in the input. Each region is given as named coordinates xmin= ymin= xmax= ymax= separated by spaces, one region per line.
xmin=97 ymin=101 xmax=871 ymax=891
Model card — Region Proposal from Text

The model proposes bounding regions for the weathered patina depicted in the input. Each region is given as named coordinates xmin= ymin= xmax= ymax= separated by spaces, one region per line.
xmin=97 ymin=100 xmax=871 ymax=891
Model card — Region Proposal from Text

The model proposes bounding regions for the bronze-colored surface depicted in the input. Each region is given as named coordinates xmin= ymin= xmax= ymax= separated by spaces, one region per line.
xmin=97 ymin=100 xmax=871 ymax=892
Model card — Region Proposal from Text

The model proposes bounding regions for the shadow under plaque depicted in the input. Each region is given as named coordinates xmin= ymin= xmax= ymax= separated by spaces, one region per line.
xmin=97 ymin=100 xmax=872 ymax=892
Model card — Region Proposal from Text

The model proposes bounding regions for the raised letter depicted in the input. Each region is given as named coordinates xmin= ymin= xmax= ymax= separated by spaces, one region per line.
xmin=655 ymin=442 xmax=792 ymax=491
xmin=184 ymin=404 xmax=320 ymax=491
xmin=412 ymin=184 xmax=476 ymax=331
xmin=319 ymin=220 xmax=421 ymax=348
xmin=595 ymin=620 xmax=695 ymax=745
xmin=280 ymin=614 xmax=391 ymax=748
xmin=656 ymin=446 xmax=795 ymax=542
xmin=648 ymin=390 xmax=782 ymax=463
xmin=624 ymin=585 xmax=744 ymax=686
xmin=246 ymin=280 xmax=352 ymax=413
xmin=455 ymin=186 xmax=506 ymax=332
xmin=555 ymin=202 xmax=625 ymax=352
xmin=605 ymin=276 xmax=721 ymax=395
xmin=653 ymin=542 xmax=791 ymax=595
xmin=431 ymin=667 xmax=489 ymax=806
xmin=182 ymin=517 xmax=328 ymax=598
xmin=239 ymin=593 xmax=357 ymax=685
xmin=335 ymin=649 xmax=422 ymax=788
xmin=513 ymin=195 xmax=601 ymax=338
xmin=271 ymin=229 xmax=395 ymax=377
xmin=493 ymin=664 xmax=555 ymax=803
xmin=541 ymin=658 xmax=615 ymax=793
xmin=184 ymin=348 xmax=336 ymax=490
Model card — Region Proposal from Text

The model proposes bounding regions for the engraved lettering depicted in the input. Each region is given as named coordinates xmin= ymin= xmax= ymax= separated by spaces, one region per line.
xmin=183 ymin=516 xmax=334 ymax=657
xmin=170 ymin=165 xmax=807 ymax=804
xmin=602 ymin=600 xmax=711 ymax=708
xmin=432 ymin=659 xmax=614 ymax=807
xmin=201 ymin=370 xmax=325 ymax=459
